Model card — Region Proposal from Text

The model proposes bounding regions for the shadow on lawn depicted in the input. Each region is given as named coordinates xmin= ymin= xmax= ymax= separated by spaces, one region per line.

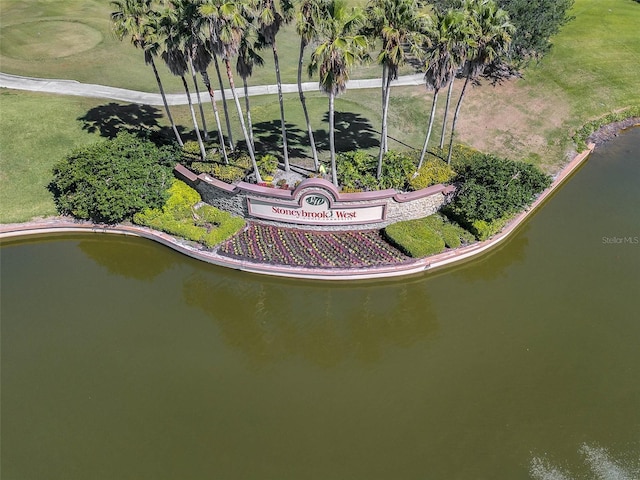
xmin=314 ymin=111 xmax=380 ymax=152
xmin=77 ymin=103 xmax=187 ymax=145
xmin=251 ymin=119 xmax=308 ymax=159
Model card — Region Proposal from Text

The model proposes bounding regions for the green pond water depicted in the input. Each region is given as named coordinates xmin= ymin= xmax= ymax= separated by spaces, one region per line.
xmin=2 ymin=129 xmax=639 ymax=479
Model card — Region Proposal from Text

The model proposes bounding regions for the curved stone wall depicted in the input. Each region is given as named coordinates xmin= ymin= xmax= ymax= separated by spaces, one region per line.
xmin=175 ymin=164 xmax=455 ymax=231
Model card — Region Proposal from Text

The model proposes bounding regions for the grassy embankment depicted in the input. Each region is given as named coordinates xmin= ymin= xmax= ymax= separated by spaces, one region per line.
xmin=1 ymin=0 xmax=639 ymax=223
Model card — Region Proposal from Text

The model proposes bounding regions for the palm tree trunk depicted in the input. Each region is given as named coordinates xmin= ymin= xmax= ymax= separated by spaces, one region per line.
xmin=150 ymin=57 xmax=183 ymax=147
xmin=200 ymin=70 xmax=229 ymax=164
xmin=298 ymin=39 xmax=319 ymax=171
xmin=329 ymin=92 xmax=338 ymax=186
xmin=447 ymin=74 xmax=470 ymax=165
xmin=418 ymin=90 xmax=439 ymax=169
xmin=181 ymin=75 xmax=207 ymax=160
xmin=242 ymin=77 xmax=255 ymax=150
xmin=188 ymin=56 xmax=209 ymax=141
xmin=380 ymin=63 xmax=388 ymax=153
xmin=383 ymin=70 xmax=392 ymax=154
xmin=440 ymin=77 xmax=454 ymax=149
xmin=224 ymin=58 xmax=262 ymax=184
xmin=213 ymin=55 xmax=235 ymax=152
xmin=377 ymin=65 xmax=391 ymax=179
xmin=272 ymin=40 xmax=290 ymax=172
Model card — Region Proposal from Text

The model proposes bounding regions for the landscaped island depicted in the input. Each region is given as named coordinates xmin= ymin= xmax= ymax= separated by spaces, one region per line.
xmin=1 ymin=0 xmax=639 ymax=278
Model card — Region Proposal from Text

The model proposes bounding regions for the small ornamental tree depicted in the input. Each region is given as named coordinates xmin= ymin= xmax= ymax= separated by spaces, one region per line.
xmin=49 ymin=132 xmax=177 ymax=223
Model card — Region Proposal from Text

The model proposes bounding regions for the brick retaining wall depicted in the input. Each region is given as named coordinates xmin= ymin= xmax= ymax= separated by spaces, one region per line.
xmin=175 ymin=164 xmax=455 ymax=231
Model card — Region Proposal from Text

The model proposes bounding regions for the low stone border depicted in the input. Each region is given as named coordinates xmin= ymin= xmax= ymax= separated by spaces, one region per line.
xmin=0 ymin=143 xmax=596 ymax=281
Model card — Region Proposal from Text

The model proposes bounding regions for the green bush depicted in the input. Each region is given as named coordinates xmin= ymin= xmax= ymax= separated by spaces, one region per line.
xmin=420 ymin=214 xmax=475 ymax=248
xmin=384 ymin=218 xmax=445 ymax=257
xmin=469 ymin=215 xmax=513 ymax=241
xmin=383 ymin=213 xmax=474 ymax=258
xmin=190 ymin=161 xmax=215 ymax=174
xmin=379 ymin=151 xmax=416 ymax=190
xmin=231 ymin=152 xmax=252 ymax=170
xmin=49 ymin=132 xmax=175 ymax=223
xmin=337 ymin=150 xmax=378 ymax=191
xmin=445 ymin=154 xmax=551 ymax=234
xmin=408 ymin=158 xmax=456 ymax=191
xmin=133 ymin=180 xmax=245 ymax=248
xmin=211 ymin=164 xmax=246 ymax=183
xmin=257 ymin=154 xmax=279 ymax=177
xmin=181 ymin=140 xmax=202 ymax=163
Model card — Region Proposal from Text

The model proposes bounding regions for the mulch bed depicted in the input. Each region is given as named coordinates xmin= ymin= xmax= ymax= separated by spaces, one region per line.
xmin=217 ymin=222 xmax=412 ymax=269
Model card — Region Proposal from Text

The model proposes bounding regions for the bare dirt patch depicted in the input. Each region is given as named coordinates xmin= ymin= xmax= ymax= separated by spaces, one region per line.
xmin=451 ymin=78 xmax=571 ymax=171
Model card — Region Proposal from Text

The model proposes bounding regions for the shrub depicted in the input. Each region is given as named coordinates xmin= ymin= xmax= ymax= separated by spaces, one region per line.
xmin=211 ymin=164 xmax=246 ymax=183
xmin=337 ymin=150 xmax=378 ymax=191
xmin=572 ymin=106 xmax=640 ymax=151
xmin=190 ymin=161 xmax=215 ymax=174
xmin=408 ymin=158 xmax=456 ymax=191
xmin=133 ymin=180 xmax=245 ymax=248
xmin=181 ymin=140 xmax=202 ymax=163
xmin=445 ymin=154 xmax=551 ymax=232
xmin=469 ymin=215 xmax=513 ymax=241
xmin=383 ymin=218 xmax=446 ymax=258
xmin=49 ymin=132 xmax=175 ymax=223
xmin=257 ymin=154 xmax=278 ymax=177
xmin=421 ymin=214 xmax=475 ymax=248
xmin=379 ymin=151 xmax=416 ymax=190
xmin=231 ymin=152 xmax=252 ymax=170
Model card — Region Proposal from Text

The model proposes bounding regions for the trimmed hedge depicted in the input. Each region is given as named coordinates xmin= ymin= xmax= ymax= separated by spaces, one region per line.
xmin=133 ymin=180 xmax=245 ymax=248
xmin=383 ymin=214 xmax=473 ymax=258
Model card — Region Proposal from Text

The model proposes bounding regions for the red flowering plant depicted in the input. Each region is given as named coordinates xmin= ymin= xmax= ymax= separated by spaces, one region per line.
xmin=218 ymin=223 xmax=411 ymax=269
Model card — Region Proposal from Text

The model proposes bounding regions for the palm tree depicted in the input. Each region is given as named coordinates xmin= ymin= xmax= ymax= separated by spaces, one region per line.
xmin=446 ymin=0 xmax=513 ymax=164
xmin=308 ymin=0 xmax=368 ymax=186
xmin=236 ymin=30 xmax=264 ymax=150
xmin=159 ymin=7 xmax=207 ymax=160
xmin=251 ymin=0 xmax=295 ymax=172
xmin=417 ymin=8 xmax=467 ymax=169
xmin=200 ymin=0 xmax=263 ymax=183
xmin=111 ymin=0 xmax=183 ymax=146
xmin=366 ymin=0 xmax=427 ymax=178
xmin=296 ymin=0 xmax=328 ymax=171
xmin=172 ymin=0 xmax=210 ymax=142
xmin=193 ymin=42 xmax=229 ymax=163
xmin=437 ymin=5 xmax=474 ymax=150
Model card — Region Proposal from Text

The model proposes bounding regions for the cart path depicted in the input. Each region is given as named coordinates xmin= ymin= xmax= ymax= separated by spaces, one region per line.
xmin=0 ymin=71 xmax=424 ymax=106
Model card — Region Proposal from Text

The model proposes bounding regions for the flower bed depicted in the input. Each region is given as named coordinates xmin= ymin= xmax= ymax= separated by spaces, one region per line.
xmin=218 ymin=223 xmax=412 ymax=269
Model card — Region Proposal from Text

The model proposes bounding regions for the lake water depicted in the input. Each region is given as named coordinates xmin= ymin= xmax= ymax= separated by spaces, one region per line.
xmin=2 ymin=129 xmax=639 ymax=479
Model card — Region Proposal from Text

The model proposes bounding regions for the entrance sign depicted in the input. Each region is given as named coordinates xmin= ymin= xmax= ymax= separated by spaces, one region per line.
xmin=247 ymin=192 xmax=386 ymax=225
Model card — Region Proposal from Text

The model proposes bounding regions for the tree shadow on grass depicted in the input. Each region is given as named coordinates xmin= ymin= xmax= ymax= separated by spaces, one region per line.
xmin=78 ymin=102 xmax=186 ymax=145
xmin=250 ymin=119 xmax=309 ymax=160
xmin=313 ymin=111 xmax=380 ymax=153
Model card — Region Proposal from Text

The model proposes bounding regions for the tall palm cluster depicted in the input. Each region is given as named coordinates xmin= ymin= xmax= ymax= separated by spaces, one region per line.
xmin=111 ymin=0 xmax=514 ymax=187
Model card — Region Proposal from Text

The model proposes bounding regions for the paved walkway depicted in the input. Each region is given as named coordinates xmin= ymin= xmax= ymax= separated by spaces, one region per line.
xmin=0 ymin=71 xmax=424 ymax=106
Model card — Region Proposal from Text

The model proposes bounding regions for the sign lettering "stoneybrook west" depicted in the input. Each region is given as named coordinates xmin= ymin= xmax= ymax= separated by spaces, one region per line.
xmin=247 ymin=193 xmax=385 ymax=225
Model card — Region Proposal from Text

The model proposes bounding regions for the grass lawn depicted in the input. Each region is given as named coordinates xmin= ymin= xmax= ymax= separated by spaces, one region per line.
xmin=0 ymin=0 xmax=390 ymax=93
xmin=0 ymin=91 xmax=103 ymax=223
xmin=455 ymin=0 xmax=640 ymax=171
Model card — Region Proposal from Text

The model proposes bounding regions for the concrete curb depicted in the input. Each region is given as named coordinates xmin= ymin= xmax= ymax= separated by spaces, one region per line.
xmin=0 ymin=144 xmax=595 ymax=281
